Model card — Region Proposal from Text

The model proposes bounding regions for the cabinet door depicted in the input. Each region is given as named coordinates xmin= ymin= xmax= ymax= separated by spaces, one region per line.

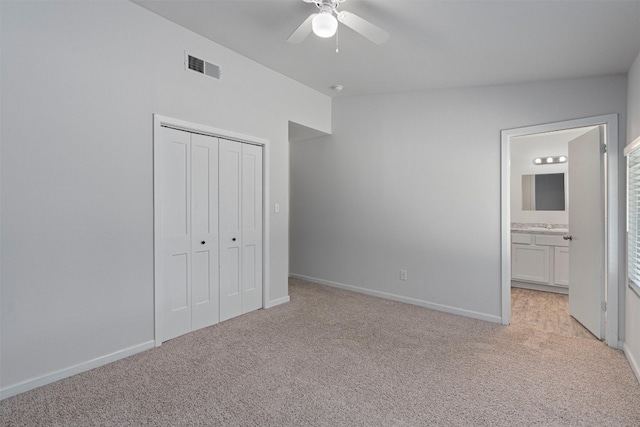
xmin=554 ymin=247 xmax=569 ymax=287
xmin=511 ymin=244 xmax=550 ymax=284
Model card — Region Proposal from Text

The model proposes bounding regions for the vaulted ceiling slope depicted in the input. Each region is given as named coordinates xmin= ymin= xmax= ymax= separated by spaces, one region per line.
xmin=133 ymin=0 xmax=640 ymax=97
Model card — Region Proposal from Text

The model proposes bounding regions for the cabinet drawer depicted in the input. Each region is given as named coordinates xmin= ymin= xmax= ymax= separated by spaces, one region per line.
xmin=511 ymin=233 xmax=531 ymax=244
xmin=535 ymin=235 xmax=569 ymax=247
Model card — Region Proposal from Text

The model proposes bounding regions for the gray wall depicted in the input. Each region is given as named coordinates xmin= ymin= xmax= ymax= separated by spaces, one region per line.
xmin=291 ymin=75 xmax=627 ymax=321
xmin=0 ymin=1 xmax=331 ymax=396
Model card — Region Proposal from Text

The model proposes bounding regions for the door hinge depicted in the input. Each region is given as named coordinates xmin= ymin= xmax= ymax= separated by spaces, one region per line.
xmin=602 ymin=301 xmax=607 ymax=311
xmin=602 ymin=143 xmax=607 ymax=153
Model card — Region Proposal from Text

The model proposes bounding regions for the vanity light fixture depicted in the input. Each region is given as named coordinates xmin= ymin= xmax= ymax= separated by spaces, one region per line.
xmin=533 ymin=155 xmax=568 ymax=165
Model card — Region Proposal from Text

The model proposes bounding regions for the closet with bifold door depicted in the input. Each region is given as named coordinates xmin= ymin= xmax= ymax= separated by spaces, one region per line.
xmin=157 ymin=126 xmax=263 ymax=343
xmin=219 ymin=139 xmax=263 ymax=321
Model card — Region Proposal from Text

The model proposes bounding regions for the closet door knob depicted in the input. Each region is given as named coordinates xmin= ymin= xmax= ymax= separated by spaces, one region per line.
xmin=232 ymin=238 xmax=236 ymax=242
xmin=201 ymin=241 xmax=205 ymax=245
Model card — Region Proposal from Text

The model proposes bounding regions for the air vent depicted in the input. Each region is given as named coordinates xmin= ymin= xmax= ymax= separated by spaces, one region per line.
xmin=186 ymin=53 xmax=221 ymax=80
xmin=188 ymin=55 xmax=204 ymax=73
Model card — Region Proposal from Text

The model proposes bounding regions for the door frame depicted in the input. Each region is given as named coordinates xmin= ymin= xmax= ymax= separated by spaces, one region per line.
xmin=500 ymin=114 xmax=619 ymax=348
xmin=153 ymin=114 xmax=270 ymax=347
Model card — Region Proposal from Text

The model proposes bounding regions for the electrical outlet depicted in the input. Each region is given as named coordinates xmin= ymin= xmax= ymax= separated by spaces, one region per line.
xmin=400 ymin=269 xmax=408 ymax=281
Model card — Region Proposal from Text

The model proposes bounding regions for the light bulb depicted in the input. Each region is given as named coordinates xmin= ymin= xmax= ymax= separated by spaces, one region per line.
xmin=312 ymin=12 xmax=338 ymax=38
xmin=559 ymin=156 xmax=567 ymax=162
xmin=534 ymin=158 xmax=542 ymax=164
xmin=546 ymin=157 xmax=554 ymax=163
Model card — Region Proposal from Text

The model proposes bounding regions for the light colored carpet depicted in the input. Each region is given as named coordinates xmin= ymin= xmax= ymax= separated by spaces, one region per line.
xmin=2 ymin=278 xmax=639 ymax=426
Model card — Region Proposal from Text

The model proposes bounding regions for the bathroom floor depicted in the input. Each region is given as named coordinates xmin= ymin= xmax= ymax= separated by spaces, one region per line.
xmin=511 ymin=287 xmax=596 ymax=340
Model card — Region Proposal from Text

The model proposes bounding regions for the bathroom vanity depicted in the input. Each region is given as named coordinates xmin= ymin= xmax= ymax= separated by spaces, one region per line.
xmin=511 ymin=227 xmax=569 ymax=294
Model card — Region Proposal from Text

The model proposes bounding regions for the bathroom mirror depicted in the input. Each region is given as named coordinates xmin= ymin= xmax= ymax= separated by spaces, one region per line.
xmin=522 ymin=173 xmax=566 ymax=211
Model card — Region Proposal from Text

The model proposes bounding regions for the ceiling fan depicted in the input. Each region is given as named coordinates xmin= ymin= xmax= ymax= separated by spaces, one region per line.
xmin=287 ymin=0 xmax=389 ymax=45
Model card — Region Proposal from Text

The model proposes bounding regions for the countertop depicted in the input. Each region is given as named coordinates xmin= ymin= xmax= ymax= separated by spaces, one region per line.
xmin=511 ymin=227 xmax=568 ymax=236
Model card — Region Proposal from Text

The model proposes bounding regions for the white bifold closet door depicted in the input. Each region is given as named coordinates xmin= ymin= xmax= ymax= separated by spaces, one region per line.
xmin=159 ymin=127 xmax=219 ymax=342
xmin=219 ymin=139 xmax=263 ymax=322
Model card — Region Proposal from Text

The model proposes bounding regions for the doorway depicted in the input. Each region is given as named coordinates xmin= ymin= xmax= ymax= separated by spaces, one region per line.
xmin=500 ymin=114 xmax=620 ymax=348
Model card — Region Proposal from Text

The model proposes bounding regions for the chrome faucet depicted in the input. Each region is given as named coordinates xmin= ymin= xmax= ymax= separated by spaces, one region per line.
xmin=545 ymin=222 xmax=553 ymax=230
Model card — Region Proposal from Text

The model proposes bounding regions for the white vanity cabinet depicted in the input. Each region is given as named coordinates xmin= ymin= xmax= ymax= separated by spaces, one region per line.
xmin=511 ymin=232 xmax=569 ymax=293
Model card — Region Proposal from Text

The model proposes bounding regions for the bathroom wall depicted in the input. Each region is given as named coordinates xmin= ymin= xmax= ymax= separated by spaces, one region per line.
xmin=510 ymin=128 xmax=593 ymax=225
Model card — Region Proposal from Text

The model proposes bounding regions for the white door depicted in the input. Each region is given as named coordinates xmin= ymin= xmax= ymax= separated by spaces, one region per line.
xmin=159 ymin=127 xmax=219 ymax=342
xmin=190 ymin=134 xmax=220 ymax=331
xmin=219 ymin=139 xmax=242 ymax=321
xmin=567 ymin=127 xmax=605 ymax=339
xmin=219 ymin=139 xmax=263 ymax=321
xmin=241 ymin=143 xmax=263 ymax=313
xmin=159 ymin=128 xmax=192 ymax=341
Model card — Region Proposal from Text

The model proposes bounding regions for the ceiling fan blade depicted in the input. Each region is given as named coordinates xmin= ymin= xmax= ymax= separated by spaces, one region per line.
xmin=337 ymin=11 xmax=389 ymax=45
xmin=287 ymin=13 xmax=317 ymax=43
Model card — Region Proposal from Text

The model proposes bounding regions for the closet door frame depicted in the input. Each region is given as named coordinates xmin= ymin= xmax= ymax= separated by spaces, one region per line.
xmin=153 ymin=114 xmax=270 ymax=347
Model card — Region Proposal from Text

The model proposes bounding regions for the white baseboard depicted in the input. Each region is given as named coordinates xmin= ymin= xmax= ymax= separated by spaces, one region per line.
xmin=511 ymin=281 xmax=568 ymax=295
xmin=290 ymin=273 xmax=501 ymax=324
xmin=623 ymin=343 xmax=640 ymax=384
xmin=265 ymin=295 xmax=290 ymax=309
xmin=0 ymin=340 xmax=155 ymax=400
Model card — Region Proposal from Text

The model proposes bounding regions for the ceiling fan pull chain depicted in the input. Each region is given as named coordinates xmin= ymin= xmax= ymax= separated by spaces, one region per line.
xmin=335 ymin=23 xmax=340 ymax=53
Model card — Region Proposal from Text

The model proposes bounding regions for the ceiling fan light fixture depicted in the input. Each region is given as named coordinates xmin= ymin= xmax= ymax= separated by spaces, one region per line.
xmin=312 ymin=11 xmax=338 ymax=38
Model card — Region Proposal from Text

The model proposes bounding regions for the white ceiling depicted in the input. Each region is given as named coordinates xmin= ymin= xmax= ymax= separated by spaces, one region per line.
xmin=133 ymin=0 xmax=640 ymax=97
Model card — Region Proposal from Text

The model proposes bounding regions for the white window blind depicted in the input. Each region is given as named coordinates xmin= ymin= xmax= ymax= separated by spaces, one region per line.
xmin=626 ymin=138 xmax=640 ymax=296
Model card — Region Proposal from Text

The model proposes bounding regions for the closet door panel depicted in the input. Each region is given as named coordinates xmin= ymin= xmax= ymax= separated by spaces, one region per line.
xmin=160 ymin=127 xmax=192 ymax=342
xmin=167 ymin=253 xmax=189 ymax=312
xmin=191 ymin=134 xmax=220 ymax=330
xmin=219 ymin=139 xmax=242 ymax=321
xmin=241 ymin=144 xmax=263 ymax=313
xmin=191 ymin=252 xmax=211 ymax=304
